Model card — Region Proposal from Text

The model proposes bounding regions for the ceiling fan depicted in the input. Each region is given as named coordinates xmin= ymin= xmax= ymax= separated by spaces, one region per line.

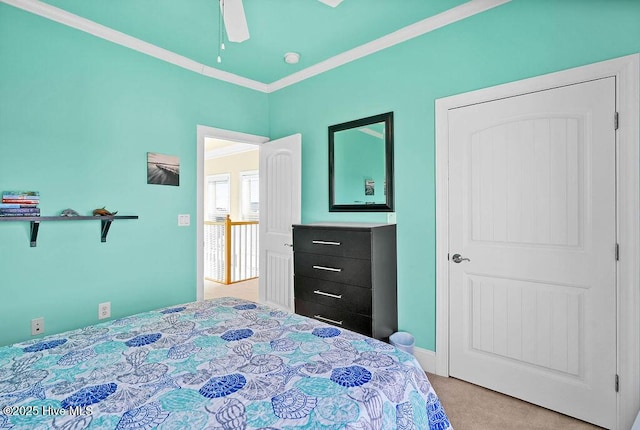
xmin=220 ymin=0 xmax=344 ymax=43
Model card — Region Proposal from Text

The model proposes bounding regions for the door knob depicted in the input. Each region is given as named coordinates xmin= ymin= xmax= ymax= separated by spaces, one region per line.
xmin=451 ymin=253 xmax=470 ymax=263
xmin=284 ymin=243 xmax=293 ymax=247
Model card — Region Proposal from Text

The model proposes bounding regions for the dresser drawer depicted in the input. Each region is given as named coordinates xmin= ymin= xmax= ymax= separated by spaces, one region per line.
xmin=294 ymin=252 xmax=371 ymax=287
xmin=293 ymin=227 xmax=371 ymax=259
xmin=294 ymin=276 xmax=372 ymax=316
xmin=295 ymin=299 xmax=372 ymax=337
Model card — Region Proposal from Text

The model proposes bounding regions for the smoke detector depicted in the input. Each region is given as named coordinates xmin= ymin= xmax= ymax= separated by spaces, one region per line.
xmin=284 ymin=52 xmax=300 ymax=64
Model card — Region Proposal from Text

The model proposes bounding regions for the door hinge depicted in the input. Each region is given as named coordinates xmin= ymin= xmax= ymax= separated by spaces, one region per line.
xmin=615 ymin=374 xmax=619 ymax=392
xmin=616 ymin=243 xmax=620 ymax=261
xmin=614 ymin=112 xmax=619 ymax=130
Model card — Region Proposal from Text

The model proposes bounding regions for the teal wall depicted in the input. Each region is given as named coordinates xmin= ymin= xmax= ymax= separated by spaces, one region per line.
xmin=269 ymin=0 xmax=640 ymax=350
xmin=0 ymin=5 xmax=268 ymax=346
xmin=2 ymin=0 xmax=640 ymax=351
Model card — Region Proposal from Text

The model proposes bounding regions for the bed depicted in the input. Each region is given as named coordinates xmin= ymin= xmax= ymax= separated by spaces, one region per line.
xmin=0 ymin=297 xmax=452 ymax=429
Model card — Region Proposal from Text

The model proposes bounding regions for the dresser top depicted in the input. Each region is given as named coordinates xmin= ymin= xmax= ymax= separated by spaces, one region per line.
xmin=293 ymin=222 xmax=394 ymax=230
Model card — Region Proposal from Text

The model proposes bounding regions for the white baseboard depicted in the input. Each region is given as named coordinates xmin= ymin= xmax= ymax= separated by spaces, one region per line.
xmin=413 ymin=346 xmax=436 ymax=373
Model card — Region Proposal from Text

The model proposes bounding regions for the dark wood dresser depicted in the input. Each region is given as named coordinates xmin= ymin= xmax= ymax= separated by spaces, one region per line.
xmin=293 ymin=223 xmax=397 ymax=341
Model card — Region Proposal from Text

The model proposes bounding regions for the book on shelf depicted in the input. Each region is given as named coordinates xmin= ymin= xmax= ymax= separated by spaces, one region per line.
xmin=2 ymin=195 xmax=40 ymax=199
xmin=1 ymin=196 xmax=40 ymax=201
xmin=1 ymin=199 xmax=40 ymax=205
xmin=0 ymin=213 xmax=40 ymax=217
xmin=2 ymin=191 xmax=39 ymax=197
xmin=0 ymin=203 xmax=38 ymax=208
xmin=0 ymin=208 xmax=41 ymax=215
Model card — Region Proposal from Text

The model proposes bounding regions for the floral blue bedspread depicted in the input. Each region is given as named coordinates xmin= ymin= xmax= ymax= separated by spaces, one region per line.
xmin=0 ymin=297 xmax=452 ymax=429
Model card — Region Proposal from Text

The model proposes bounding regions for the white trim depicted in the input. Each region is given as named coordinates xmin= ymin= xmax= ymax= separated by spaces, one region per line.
xmin=358 ymin=127 xmax=384 ymax=140
xmin=435 ymin=54 xmax=640 ymax=430
xmin=318 ymin=0 xmax=344 ymax=7
xmin=615 ymin=54 xmax=640 ymax=430
xmin=196 ymin=125 xmax=268 ymax=302
xmin=205 ymin=142 xmax=259 ymax=159
xmin=202 ymin=127 xmax=269 ymax=146
xmin=267 ymin=0 xmax=510 ymax=92
xmin=1 ymin=0 xmax=510 ymax=93
xmin=412 ymin=346 xmax=437 ymax=374
xmin=1 ymin=0 xmax=269 ymax=92
xmin=240 ymin=169 xmax=259 ymax=176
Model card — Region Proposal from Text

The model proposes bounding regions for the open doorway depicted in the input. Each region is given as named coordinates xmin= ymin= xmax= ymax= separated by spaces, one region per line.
xmin=196 ymin=125 xmax=269 ymax=304
xmin=203 ymin=138 xmax=259 ymax=301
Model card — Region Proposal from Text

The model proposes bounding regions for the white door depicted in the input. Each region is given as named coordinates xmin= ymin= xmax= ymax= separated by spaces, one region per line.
xmin=448 ymin=78 xmax=617 ymax=428
xmin=258 ymin=134 xmax=301 ymax=311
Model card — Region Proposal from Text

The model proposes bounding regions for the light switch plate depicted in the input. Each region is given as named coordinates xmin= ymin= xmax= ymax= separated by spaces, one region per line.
xmin=387 ymin=213 xmax=397 ymax=224
xmin=178 ymin=214 xmax=190 ymax=226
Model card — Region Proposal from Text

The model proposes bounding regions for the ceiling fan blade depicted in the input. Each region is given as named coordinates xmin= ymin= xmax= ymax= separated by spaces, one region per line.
xmin=221 ymin=0 xmax=250 ymax=43
xmin=318 ymin=0 xmax=343 ymax=7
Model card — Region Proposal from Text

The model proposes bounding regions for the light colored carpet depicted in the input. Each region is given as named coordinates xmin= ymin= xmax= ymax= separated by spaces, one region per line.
xmin=204 ymin=278 xmax=258 ymax=302
xmin=427 ymin=373 xmax=603 ymax=430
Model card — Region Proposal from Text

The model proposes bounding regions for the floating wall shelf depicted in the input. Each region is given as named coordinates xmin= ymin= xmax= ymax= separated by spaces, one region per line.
xmin=0 ymin=215 xmax=138 ymax=247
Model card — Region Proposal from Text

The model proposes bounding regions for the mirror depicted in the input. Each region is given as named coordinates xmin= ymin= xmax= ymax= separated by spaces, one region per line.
xmin=329 ymin=112 xmax=394 ymax=212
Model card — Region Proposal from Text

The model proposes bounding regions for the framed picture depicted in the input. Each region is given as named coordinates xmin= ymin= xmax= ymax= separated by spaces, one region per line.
xmin=147 ymin=152 xmax=180 ymax=186
xmin=365 ymin=179 xmax=375 ymax=196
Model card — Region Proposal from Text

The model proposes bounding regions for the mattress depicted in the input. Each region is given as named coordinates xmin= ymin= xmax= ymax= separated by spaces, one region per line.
xmin=0 ymin=297 xmax=452 ymax=429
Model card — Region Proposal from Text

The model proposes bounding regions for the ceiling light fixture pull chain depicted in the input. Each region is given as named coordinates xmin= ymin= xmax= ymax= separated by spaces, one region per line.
xmin=217 ymin=0 xmax=224 ymax=63
xmin=220 ymin=0 xmax=226 ymax=50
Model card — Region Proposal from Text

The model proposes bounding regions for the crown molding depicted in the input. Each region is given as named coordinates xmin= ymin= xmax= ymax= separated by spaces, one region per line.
xmin=267 ymin=0 xmax=510 ymax=92
xmin=1 ymin=0 xmax=509 ymax=94
xmin=205 ymin=142 xmax=259 ymax=159
xmin=358 ymin=127 xmax=384 ymax=140
xmin=1 ymin=0 xmax=269 ymax=92
xmin=318 ymin=0 xmax=344 ymax=7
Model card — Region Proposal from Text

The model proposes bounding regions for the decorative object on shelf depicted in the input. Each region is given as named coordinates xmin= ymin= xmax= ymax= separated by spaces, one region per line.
xmin=147 ymin=152 xmax=180 ymax=186
xmin=1 ymin=191 xmax=40 ymax=217
xmin=60 ymin=208 xmax=80 ymax=217
xmin=93 ymin=207 xmax=118 ymax=216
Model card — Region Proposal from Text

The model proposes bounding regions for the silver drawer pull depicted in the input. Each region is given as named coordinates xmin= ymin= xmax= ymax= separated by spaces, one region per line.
xmin=312 ymin=240 xmax=341 ymax=246
xmin=313 ymin=265 xmax=342 ymax=272
xmin=314 ymin=315 xmax=343 ymax=325
xmin=313 ymin=290 xmax=342 ymax=299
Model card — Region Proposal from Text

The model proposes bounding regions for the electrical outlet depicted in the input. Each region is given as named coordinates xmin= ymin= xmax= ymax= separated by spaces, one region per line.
xmin=31 ymin=317 xmax=44 ymax=336
xmin=98 ymin=302 xmax=111 ymax=319
xmin=387 ymin=212 xmax=397 ymax=224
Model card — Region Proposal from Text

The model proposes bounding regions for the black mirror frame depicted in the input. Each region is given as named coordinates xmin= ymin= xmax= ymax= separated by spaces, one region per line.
xmin=329 ymin=111 xmax=394 ymax=212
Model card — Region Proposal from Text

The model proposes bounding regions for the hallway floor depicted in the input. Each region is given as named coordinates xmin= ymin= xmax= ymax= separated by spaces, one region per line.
xmin=204 ymin=278 xmax=258 ymax=302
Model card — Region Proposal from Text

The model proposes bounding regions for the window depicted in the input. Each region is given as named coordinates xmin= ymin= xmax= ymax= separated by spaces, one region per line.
xmin=240 ymin=170 xmax=259 ymax=221
xmin=206 ymin=174 xmax=230 ymax=221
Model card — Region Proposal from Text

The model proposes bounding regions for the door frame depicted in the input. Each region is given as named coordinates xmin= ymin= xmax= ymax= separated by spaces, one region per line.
xmin=196 ymin=125 xmax=269 ymax=301
xmin=434 ymin=54 xmax=639 ymax=429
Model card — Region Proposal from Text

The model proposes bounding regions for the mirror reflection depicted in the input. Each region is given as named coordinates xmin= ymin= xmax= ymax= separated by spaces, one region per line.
xmin=329 ymin=112 xmax=394 ymax=212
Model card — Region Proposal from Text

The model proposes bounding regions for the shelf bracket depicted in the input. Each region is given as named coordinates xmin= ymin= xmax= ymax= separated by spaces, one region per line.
xmin=100 ymin=219 xmax=113 ymax=243
xmin=30 ymin=221 xmax=40 ymax=247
